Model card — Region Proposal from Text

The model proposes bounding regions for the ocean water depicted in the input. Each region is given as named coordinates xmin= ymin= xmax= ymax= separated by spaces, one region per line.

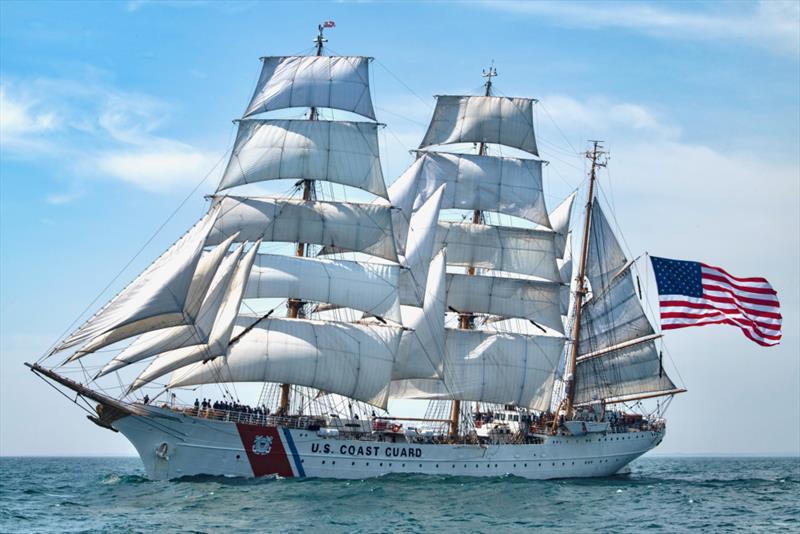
xmin=1 ymin=456 xmax=797 ymax=533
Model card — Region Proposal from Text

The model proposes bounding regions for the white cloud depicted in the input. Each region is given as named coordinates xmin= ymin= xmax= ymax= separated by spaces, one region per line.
xmin=484 ymin=1 xmax=800 ymax=57
xmin=95 ymin=143 xmax=219 ymax=192
xmin=1 ymin=79 xmax=220 ymax=200
xmin=0 ymin=87 xmax=59 ymax=147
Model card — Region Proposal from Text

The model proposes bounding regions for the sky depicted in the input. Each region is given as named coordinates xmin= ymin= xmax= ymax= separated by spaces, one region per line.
xmin=1 ymin=0 xmax=798 ymax=457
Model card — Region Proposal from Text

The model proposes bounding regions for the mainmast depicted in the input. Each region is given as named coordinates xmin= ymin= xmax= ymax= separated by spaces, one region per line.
xmin=562 ymin=141 xmax=607 ymax=419
xmin=449 ymin=64 xmax=497 ymax=438
xmin=280 ymin=22 xmax=331 ymax=415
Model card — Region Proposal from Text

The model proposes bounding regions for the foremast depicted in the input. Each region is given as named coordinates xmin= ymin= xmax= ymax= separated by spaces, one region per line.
xmin=280 ymin=22 xmax=329 ymax=415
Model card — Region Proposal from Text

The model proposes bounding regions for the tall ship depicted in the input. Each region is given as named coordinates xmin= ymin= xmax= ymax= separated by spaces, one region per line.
xmin=29 ymin=25 xmax=689 ymax=480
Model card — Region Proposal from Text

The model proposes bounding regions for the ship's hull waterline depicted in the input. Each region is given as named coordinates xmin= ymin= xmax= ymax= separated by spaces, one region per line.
xmin=113 ymin=407 xmax=664 ymax=481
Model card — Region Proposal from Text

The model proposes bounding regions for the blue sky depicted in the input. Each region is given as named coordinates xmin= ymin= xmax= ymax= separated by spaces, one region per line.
xmin=1 ymin=1 xmax=798 ymax=456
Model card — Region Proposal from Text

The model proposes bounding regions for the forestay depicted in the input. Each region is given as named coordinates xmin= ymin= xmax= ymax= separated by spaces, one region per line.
xmin=243 ymin=56 xmax=376 ymax=120
xmin=578 ymin=269 xmax=654 ymax=355
xmin=393 ymin=251 xmax=446 ymax=380
xmin=54 ymin=206 xmax=220 ymax=358
xmin=208 ymin=196 xmax=398 ymax=262
xmin=96 ymin=241 xmax=245 ymax=377
xmin=436 ymin=221 xmax=559 ymax=281
xmin=245 ymin=253 xmax=401 ymax=324
xmin=573 ymin=339 xmax=677 ymax=405
xmin=586 ymin=204 xmax=627 ymax=296
xmin=389 ymin=152 xmax=549 ymax=247
xmin=390 ymin=330 xmax=563 ymax=411
xmin=216 ymin=119 xmax=387 ymax=198
xmin=168 ymin=318 xmax=402 ymax=408
xmin=446 ymin=273 xmax=564 ymax=333
xmin=419 ymin=95 xmax=538 ymax=156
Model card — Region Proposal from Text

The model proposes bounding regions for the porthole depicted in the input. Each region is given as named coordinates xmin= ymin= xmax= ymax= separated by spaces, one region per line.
xmin=366 ymin=462 xmax=369 ymax=466
xmin=379 ymin=463 xmax=383 ymax=467
xmin=332 ymin=461 xmax=336 ymax=465
xmin=322 ymin=460 xmax=326 ymax=465
xmin=436 ymin=464 xmax=439 ymax=468
xmin=236 ymin=454 xmax=241 ymax=459
xmin=352 ymin=461 xmax=355 ymax=466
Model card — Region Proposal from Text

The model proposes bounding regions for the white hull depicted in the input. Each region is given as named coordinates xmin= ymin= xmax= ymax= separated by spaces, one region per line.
xmin=113 ymin=407 xmax=664 ymax=480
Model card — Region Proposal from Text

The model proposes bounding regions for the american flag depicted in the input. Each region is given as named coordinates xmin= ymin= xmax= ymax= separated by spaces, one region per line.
xmin=650 ymin=256 xmax=782 ymax=347
xmin=322 ymin=20 xmax=336 ymax=28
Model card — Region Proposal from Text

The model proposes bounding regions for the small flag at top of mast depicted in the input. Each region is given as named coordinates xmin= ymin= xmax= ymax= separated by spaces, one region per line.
xmin=315 ymin=21 xmax=335 ymax=55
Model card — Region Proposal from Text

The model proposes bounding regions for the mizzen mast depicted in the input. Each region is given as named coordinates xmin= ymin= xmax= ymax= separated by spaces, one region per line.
xmin=449 ymin=63 xmax=497 ymax=438
xmin=280 ymin=21 xmax=333 ymax=415
xmin=562 ymin=140 xmax=607 ymax=419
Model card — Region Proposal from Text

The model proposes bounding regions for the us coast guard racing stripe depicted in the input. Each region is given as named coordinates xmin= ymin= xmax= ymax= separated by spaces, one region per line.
xmin=281 ymin=428 xmax=306 ymax=478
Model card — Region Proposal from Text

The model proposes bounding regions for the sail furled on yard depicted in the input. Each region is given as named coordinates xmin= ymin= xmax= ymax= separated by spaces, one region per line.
xmin=207 ymin=196 xmax=398 ymax=262
xmin=216 ymin=119 xmax=387 ymax=198
xmin=53 ymin=206 xmax=221 ymax=358
xmin=419 ymin=95 xmax=538 ymax=156
xmin=390 ymin=331 xmax=562 ymax=411
xmin=244 ymin=56 xmax=375 ymax=120
xmin=168 ymin=318 xmax=402 ymax=408
xmin=245 ymin=253 xmax=401 ymax=324
xmin=573 ymin=339 xmax=677 ymax=405
xmin=389 ymin=151 xmax=550 ymax=249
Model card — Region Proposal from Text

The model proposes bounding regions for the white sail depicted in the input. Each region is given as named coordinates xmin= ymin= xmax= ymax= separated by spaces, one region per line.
xmin=436 ymin=221 xmax=559 ymax=281
xmin=398 ymin=185 xmax=445 ymax=306
xmin=208 ymin=196 xmax=398 ymax=262
xmin=586 ymin=204 xmax=627 ymax=296
xmin=55 ymin=206 xmax=220 ymax=357
xmin=216 ymin=119 xmax=387 ymax=199
xmin=573 ymin=339 xmax=677 ymax=405
xmin=419 ymin=95 xmax=538 ymax=156
xmin=390 ymin=330 xmax=563 ymax=411
xmin=550 ymin=192 xmax=576 ymax=259
xmin=168 ymin=318 xmax=402 ymax=408
xmin=392 ymin=251 xmax=446 ymax=380
xmin=130 ymin=241 xmax=260 ymax=390
xmin=244 ymin=56 xmax=375 ymax=120
xmin=246 ymin=253 xmax=401 ymax=324
xmin=96 ymin=242 xmax=245 ymax=377
xmin=446 ymin=273 xmax=564 ymax=333
xmin=578 ymin=268 xmax=654 ymax=355
xmin=389 ymin=152 xmax=549 ymax=246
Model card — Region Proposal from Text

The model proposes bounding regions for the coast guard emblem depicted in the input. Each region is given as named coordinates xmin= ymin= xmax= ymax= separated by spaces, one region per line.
xmin=252 ymin=435 xmax=273 ymax=456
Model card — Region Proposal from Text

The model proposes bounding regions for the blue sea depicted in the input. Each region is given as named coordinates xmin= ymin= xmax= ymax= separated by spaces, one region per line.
xmin=1 ymin=456 xmax=798 ymax=533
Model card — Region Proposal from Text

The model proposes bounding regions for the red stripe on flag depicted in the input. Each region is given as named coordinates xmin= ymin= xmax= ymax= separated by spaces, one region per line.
xmin=700 ymin=263 xmax=770 ymax=284
xmin=701 ymin=273 xmax=777 ymax=295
